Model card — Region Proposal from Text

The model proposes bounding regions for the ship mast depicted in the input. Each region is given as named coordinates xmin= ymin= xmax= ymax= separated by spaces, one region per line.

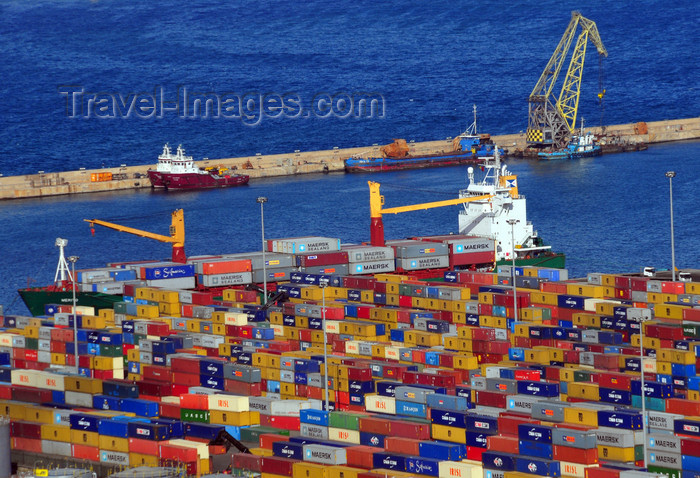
xmin=54 ymin=238 xmax=73 ymax=283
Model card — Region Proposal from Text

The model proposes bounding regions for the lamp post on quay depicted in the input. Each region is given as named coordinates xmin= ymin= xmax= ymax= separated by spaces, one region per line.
xmin=665 ymin=171 xmax=676 ymax=282
xmin=256 ymin=197 xmax=268 ymax=304
xmin=506 ymin=219 xmax=520 ymax=322
xmin=68 ymin=255 xmax=79 ymax=372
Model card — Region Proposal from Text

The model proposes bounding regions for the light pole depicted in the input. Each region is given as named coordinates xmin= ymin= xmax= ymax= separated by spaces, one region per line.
xmin=638 ymin=313 xmax=652 ymax=467
xmin=665 ymin=172 xmax=676 ymax=282
xmin=506 ymin=219 xmax=520 ymax=322
xmin=256 ymin=197 xmax=268 ymax=304
xmin=321 ymin=279 xmax=329 ymax=411
xmin=68 ymin=255 xmax=79 ymax=372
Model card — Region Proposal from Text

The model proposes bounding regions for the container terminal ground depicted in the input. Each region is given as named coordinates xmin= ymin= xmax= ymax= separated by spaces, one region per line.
xmin=0 ymin=117 xmax=698 ymax=201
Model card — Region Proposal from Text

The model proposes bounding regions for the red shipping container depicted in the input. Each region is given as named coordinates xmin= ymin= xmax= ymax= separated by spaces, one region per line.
xmin=384 ymin=437 xmax=420 ymax=456
xmin=586 ymin=467 xmax=621 ymax=478
xmin=180 ymin=394 xmax=209 ymax=410
xmin=12 ymin=437 xmax=42 ymax=453
xmin=0 ymin=385 xmax=10 ymax=400
xmin=142 ymin=364 xmax=173 ymax=383
xmin=129 ymin=437 xmax=160 ymax=455
xmin=260 ymin=415 xmax=300 ymax=431
xmin=684 ymin=308 xmax=700 ymax=322
xmin=466 ymin=446 xmax=485 ymax=461
xmin=614 ymin=276 xmax=631 ymax=289
xmin=598 ymin=372 xmax=632 ymax=391
xmin=11 ymin=421 xmax=42 ymax=439
xmin=661 ymin=281 xmax=685 ymax=294
xmin=172 ymin=372 xmax=200 ymax=387
xmin=487 ymin=341 xmax=511 ymax=354
xmin=390 ymin=420 xmax=431 ymax=440
xmin=93 ymin=369 xmax=114 ymax=380
xmin=346 ymin=445 xmax=379 ymax=469
xmin=681 ymin=437 xmax=700 ymax=457
xmin=72 ymin=443 xmax=99 ymax=462
xmin=553 ymin=445 xmax=598 ymax=464
xmin=360 ymin=416 xmax=391 ymax=435
xmin=593 ymin=353 xmax=619 ymax=371
xmin=439 ymin=353 xmax=455 ymax=369
xmin=498 ymin=414 xmax=541 ymax=437
xmin=487 ymin=435 xmax=520 ymax=453
xmin=348 ymin=367 xmax=372 ymax=381
xmin=513 ymin=336 xmax=532 ymax=348
xmin=160 ymin=442 xmax=198 ymax=462
xmin=259 ymin=433 xmax=289 ymax=450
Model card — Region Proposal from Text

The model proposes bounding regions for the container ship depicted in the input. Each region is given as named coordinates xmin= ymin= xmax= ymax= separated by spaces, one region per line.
xmin=147 ymin=144 xmax=250 ymax=190
xmin=19 ymin=152 xmax=562 ymax=317
xmin=345 ymin=106 xmax=505 ymax=173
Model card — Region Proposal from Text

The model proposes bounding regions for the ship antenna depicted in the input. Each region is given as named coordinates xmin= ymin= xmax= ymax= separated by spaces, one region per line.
xmin=54 ymin=238 xmax=73 ymax=283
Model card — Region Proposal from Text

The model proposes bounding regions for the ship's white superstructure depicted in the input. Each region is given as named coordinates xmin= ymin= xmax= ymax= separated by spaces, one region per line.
xmin=458 ymin=150 xmax=551 ymax=261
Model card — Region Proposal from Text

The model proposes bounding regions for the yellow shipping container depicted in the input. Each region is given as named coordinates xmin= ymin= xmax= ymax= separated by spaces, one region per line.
xmin=64 ymin=376 xmax=103 ymax=395
xmin=99 ymin=435 xmax=130 ymax=453
xmin=70 ymin=429 xmax=98 ymax=445
xmin=327 ymin=466 xmax=361 ymax=478
xmin=563 ymin=407 xmax=598 ymax=427
xmin=654 ymin=303 xmax=687 ymax=320
xmin=597 ymin=445 xmax=635 ymax=462
xmin=136 ymin=304 xmax=159 ymax=318
xmin=530 ymin=291 xmax=559 ymax=306
xmin=431 ymin=423 xmax=466 ymax=444
xmin=524 ymin=349 xmax=550 ymax=365
xmin=566 ymin=283 xmax=605 ymax=298
xmin=41 ymin=424 xmax=71 ymax=442
xmin=130 ymin=452 xmax=160 ymax=467
xmin=567 ymin=383 xmax=600 ymax=401
xmin=481 ymin=316 xmax=508 ymax=329
xmin=415 ymin=331 xmax=441 ymax=347
xmin=293 ymin=462 xmax=328 ymax=478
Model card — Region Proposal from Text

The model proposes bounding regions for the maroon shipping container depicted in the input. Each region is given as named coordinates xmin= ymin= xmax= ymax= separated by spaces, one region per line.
xmin=171 ymin=356 xmax=201 ymax=374
xmin=10 ymin=421 xmax=42 ymax=439
xmin=12 ymin=386 xmax=52 ymax=404
xmin=498 ymin=413 xmax=541 ymax=437
xmin=474 ymin=390 xmax=508 ymax=408
xmin=171 ymin=372 xmax=201 ymax=387
xmin=142 ymin=364 xmax=173 ymax=383
xmin=225 ymin=379 xmax=262 ymax=397
xmin=260 ymin=456 xmax=296 ymax=476
xmin=359 ymin=416 xmax=391 ymax=435
xmin=233 ymin=453 xmax=263 ymax=472
xmin=389 ymin=420 xmax=431 ymax=440
xmin=384 ymin=436 xmax=420 ymax=456
xmin=681 ymin=437 xmax=700 ymax=457
xmin=137 ymin=380 xmax=172 ymax=397
xmin=296 ymin=251 xmax=349 ymax=267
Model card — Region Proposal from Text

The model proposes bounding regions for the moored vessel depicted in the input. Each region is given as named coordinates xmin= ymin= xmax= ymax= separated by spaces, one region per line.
xmin=345 ymin=105 xmax=505 ymax=173
xmin=147 ymin=144 xmax=249 ymax=189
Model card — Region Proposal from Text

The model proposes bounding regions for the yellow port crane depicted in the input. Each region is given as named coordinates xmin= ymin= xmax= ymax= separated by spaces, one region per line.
xmin=368 ymin=181 xmax=493 ymax=247
xmin=85 ymin=209 xmax=187 ymax=263
xmin=526 ymin=11 xmax=607 ymax=149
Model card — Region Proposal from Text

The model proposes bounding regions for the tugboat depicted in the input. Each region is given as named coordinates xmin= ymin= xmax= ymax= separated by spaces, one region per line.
xmin=147 ymin=144 xmax=249 ymax=189
xmin=537 ymin=120 xmax=602 ymax=160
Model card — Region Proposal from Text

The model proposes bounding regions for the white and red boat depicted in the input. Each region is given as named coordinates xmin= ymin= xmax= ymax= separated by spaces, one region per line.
xmin=147 ymin=144 xmax=249 ymax=189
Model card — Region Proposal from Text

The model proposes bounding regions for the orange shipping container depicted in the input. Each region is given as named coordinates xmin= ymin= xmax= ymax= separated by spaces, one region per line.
xmin=201 ymin=259 xmax=252 ymax=275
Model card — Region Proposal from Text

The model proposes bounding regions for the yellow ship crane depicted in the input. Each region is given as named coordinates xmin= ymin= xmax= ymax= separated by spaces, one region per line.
xmin=368 ymin=181 xmax=493 ymax=246
xmin=85 ymin=209 xmax=187 ymax=263
xmin=527 ymin=11 xmax=607 ymax=149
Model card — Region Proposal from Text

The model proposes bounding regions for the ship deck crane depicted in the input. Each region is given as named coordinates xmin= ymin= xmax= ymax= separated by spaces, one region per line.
xmin=527 ymin=11 xmax=607 ymax=149
xmin=85 ymin=209 xmax=186 ymax=263
xmin=368 ymin=181 xmax=492 ymax=247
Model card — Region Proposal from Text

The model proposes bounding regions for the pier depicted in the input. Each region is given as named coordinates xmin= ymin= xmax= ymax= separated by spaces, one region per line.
xmin=0 ymin=117 xmax=698 ymax=200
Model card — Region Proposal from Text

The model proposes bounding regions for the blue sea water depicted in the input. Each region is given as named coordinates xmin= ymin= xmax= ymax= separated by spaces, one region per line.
xmin=0 ymin=1 xmax=698 ymax=313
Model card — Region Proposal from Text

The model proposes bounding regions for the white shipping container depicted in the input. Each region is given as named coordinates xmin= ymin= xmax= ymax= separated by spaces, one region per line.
xmin=65 ymin=391 xmax=93 ymax=408
xmin=327 ymin=427 xmax=360 ymax=444
xmin=145 ymin=276 xmax=196 ymax=289
xmin=348 ymin=260 xmax=395 ymax=275
xmin=168 ymin=438 xmax=209 ymax=460
xmin=37 ymin=351 xmax=52 ymax=364
xmin=303 ymin=444 xmax=347 ymax=465
xmin=198 ymin=272 xmax=253 ymax=287
xmin=396 ymin=255 xmax=450 ymax=271
xmin=559 ymin=462 xmax=597 ymax=478
xmin=11 ymin=369 xmax=40 ymax=388
xmin=99 ymin=450 xmax=130 ymax=466
xmin=438 ymin=461 xmax=483 ymax=478
xmin=364 ymin=394 xmax=396 ymax=414
xmin=42 ymin=440 xmax=72 ymax=457
xmin=207 ymin=394 xmax=249 ymax=412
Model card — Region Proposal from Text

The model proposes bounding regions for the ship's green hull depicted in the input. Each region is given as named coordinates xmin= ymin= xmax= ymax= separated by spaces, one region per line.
xmin=18 ymin=289 xmax=123 ymax=317
xmin=498 ymin=252 xmax=566 ymax=269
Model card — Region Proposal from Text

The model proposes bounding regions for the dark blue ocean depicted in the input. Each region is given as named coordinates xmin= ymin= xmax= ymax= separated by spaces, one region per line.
xmin=0 ymin=1 xmax=698 ymax=313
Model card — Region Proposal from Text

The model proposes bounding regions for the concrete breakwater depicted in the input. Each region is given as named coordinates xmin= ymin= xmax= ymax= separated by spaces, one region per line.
xmin=1 ymin=117 xmax=698 ymax=200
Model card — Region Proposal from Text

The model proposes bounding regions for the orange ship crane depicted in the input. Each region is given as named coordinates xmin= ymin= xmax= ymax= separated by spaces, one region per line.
xmin=368 ymin=181 xmax=492 ymax=246
xmin=85 ymin=209 xmax=186 ymax=263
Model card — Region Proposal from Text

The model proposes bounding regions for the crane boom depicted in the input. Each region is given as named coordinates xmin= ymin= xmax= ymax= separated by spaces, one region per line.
xmin=527 ymin=11 xmax=607 ymax=149
xmin=368 ymin=181 xmax=492 ymax=246
xmin=85 ymin=209 xmax=186 ymax=263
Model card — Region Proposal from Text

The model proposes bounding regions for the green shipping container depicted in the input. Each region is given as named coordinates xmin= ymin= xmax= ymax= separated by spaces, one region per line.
xmin=181 ymin=409 xmax=210 ymax=423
